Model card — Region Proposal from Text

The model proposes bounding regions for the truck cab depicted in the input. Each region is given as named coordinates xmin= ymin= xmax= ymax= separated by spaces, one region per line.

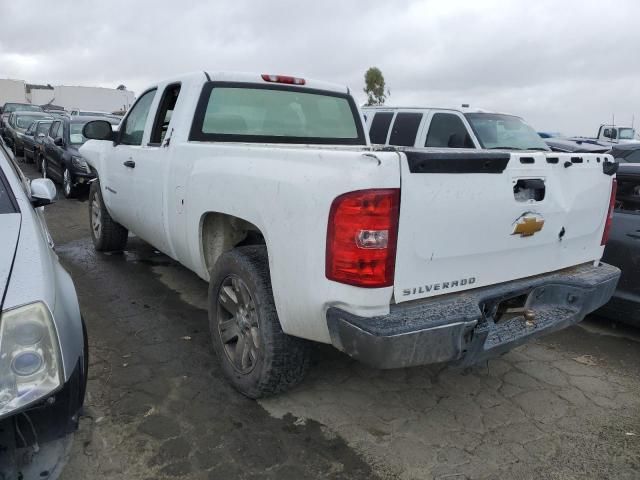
xmin=596 ymin=124 xmax=639 ymax=145
xmin=362 ymin=106 xmax=549 ymax=151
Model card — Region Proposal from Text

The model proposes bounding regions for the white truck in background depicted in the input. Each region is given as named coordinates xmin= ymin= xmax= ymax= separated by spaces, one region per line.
xmin=80 ymin=71 xmax=620 ymax=398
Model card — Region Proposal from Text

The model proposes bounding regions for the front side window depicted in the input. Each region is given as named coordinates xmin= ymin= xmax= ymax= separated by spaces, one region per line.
xmin=69 ymin=123 xmax=88 ymax=145
xmin=120 ymin=89 xmax=157 ymax=146
xmin=191 ymin=83 xmax=365 ymax=145
xmin=426 ymin=113 xmax=474 ymax=148
xmin=36 ymin=121 xmax=52 ymax=136
xmin=368 ymin=112 xmax=393 ymax=144
xmin=389 ymin=113 xmax=423 ymax=147
xmin=465 ymin=113 xmax=548 ymax=150
xmin=49 ymin=121 xmax=61 ymax=138
xmin=0 ymin=170 xmax=17 ymax=214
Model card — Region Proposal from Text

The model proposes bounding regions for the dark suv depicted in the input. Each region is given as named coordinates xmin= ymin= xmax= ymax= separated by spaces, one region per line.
xmin=41 ymin=116 xmax=118 ymax=197
xmin=3 ymin=112 xmax=52 ymax=156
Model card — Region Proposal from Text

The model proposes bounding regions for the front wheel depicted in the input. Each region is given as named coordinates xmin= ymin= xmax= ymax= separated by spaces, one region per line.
xmin=209 ymin=246 xmax=311 ymax=398
xmin=88 ymin=181 xmax=128 ymax=251
xmin=62 ymin=168 xmax=75 ymax=198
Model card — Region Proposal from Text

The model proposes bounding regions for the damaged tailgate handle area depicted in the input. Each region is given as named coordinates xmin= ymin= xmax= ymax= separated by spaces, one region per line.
xmin=513 ymin=178 xmax=545 ymax=202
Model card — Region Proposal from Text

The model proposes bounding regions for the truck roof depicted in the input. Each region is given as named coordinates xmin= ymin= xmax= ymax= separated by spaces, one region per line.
xmin=361 ymin=105 xmax=517 ymax=117
xmin=147 ymin=71 xmax=350 ymax=95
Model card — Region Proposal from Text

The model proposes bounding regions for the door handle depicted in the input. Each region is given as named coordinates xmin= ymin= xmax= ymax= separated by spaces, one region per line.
xmin=123 ymin=160 xmax=136 ymax=168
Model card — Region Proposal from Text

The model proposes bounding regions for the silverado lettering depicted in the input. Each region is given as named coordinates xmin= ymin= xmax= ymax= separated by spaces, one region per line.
xmin=403 ymin=277 xmax=477 ymax=296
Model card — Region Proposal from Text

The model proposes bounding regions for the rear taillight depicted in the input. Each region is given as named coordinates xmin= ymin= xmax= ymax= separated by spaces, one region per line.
xmin=326 ymin=189 xmax=400 ymax=288
xmin=261 ymin=74 xmax=306 ymax=85
xmin=601 ymin=178 xmax=617 ymax=246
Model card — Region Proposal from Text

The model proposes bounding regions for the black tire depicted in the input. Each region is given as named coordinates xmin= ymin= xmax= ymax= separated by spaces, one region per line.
xmin=209 ymin=246 xmax=311 ymax=398
xmin=89 ymin=181 xmax=128 ymax=251
xmin=63 ymin=167 xmax=76 ymax=198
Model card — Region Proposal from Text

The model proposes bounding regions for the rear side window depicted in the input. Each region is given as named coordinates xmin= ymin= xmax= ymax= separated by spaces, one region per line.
xmin=425 ymin=113 xmax=474 ymax=148
xmin=369 ymin=112 xmax=393 ymax=144
xmin=389 ymin=113 xmax=423 ymax=147
xmin=624 ymin=150 xmax=640 ymax=163
xmin=615 ymin=174 xmax=640 ymax=213
xmin=191 ymin=83 xmax=365 ymax=145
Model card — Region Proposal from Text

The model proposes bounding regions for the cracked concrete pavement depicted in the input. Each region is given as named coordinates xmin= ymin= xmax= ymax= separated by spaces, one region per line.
xmin=16 ymin=161 xmax=640 ymax=479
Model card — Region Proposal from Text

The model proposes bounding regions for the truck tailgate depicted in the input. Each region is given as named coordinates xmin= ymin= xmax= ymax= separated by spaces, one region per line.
xmin=394 ymin=151 xmax=614 ymax=303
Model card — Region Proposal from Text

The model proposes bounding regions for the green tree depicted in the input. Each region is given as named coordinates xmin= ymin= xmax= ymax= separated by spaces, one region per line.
xmin=363 ymin=67 xmax=389 ymax=106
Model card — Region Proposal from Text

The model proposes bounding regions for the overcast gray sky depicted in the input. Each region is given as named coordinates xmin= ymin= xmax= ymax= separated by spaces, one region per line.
xmin=1 ymin=0 xmax=638 ymax=135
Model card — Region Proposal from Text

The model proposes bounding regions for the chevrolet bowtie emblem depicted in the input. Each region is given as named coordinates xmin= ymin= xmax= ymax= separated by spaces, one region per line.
xmin=512 ymin=215 xmax=544 ymax=237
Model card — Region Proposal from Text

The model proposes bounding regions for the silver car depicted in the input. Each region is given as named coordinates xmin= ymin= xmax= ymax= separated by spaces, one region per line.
xmin=0 ymin=142 xmax=87 ymax=479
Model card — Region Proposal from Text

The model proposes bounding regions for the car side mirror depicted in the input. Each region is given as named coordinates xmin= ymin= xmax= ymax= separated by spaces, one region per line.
xmin=54 ymin=137 xmax=64 ymax=146
xmin=83 ymin=120 xmax=115 ymax=141
xmin=30 ymin=178 xmax=56 ymax=207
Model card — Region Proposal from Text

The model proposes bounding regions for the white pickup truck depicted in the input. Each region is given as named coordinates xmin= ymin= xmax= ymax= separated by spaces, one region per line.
xmin=80 ymin=71 xmax=620 ymax=398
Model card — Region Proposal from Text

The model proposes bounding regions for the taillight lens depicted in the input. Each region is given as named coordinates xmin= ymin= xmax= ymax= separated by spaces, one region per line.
xmin=601 ymin=178 xmax=617 ymax=246
xmin=326 ymin=189 xmax=400 ymax=288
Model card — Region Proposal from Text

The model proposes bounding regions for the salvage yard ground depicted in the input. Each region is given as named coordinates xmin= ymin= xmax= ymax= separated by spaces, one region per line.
xmin=17 ymin=161 xmax=640 ymax=479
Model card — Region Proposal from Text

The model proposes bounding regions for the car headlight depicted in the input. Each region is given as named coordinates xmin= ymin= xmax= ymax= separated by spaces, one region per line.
xmin=71 ymin=156 xmax=89 ymax=173
xmin=0 ymin=302 xmax=62 ymax=418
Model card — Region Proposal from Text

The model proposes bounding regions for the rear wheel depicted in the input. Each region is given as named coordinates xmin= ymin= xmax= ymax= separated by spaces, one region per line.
xmin=89 ymin=181 xmax=128 ymax=251
xmin=209 ymin=246 xmax=311 ymax=398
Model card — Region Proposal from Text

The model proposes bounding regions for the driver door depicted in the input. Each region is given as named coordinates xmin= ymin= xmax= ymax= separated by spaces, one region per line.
xmin=104 ymin=89 xmax=157 ymax=230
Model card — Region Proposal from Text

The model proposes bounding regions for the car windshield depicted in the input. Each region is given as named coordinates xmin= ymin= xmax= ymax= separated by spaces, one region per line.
xmin=4 ymin=104 xmax=42 ymax=113
xmin=618 ymin=128 xmax=636 ymax=140
xmin=15 ymin=115 xmax=42 ymax=129
xmin=69 ymin=123 xmax=88 ymax=145
xmin=195 ymin=85 xmax=365 ymax=145
xmin=465 ymin=113 xmax=549 ymax=150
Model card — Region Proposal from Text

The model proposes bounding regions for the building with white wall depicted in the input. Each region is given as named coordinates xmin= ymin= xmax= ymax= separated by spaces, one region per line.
xmin=0 ymin=78 xmax=135 ymax=113
xmin=0 ymin=79 xmax=28 ymax=105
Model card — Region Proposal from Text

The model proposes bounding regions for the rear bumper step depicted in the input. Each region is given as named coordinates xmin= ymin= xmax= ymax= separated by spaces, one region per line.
xmin=326 ymin=262 xmax=620 ymax=369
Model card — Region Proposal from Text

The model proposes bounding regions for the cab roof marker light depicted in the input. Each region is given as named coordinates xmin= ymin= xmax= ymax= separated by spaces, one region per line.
xmin=261 ymin=74 xmax=306 ymax=85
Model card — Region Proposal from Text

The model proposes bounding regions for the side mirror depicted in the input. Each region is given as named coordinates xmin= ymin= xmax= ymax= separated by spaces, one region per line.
xmin=83 ymin=120 xmax=114 ymax=141
xmin=30 ymin=178 xmax=56 ymax=207
xmin=54 ymin=137 xmax=64 ymax=146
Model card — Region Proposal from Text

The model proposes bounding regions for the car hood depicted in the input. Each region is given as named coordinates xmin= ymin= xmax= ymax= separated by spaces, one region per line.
xmin=0 ymin=213 xmax=21 ymax=311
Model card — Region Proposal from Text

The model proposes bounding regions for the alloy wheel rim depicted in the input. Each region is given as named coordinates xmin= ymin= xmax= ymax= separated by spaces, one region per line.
xmin=91 ymin=195 xmax=102 ymax=239
xmin=217 ymin=275 xmax=260 ymax=373
xmin=63 ymin=169 xmax=71 ymax=195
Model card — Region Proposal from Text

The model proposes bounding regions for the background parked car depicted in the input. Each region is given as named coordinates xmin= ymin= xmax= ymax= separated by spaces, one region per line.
xmin=0 ymin=103 xmax=43 ymax=138
xmin=0 ymin=142 xmax=87 ymax=479
xmin=4 ymin=112 xmax=52 ymax=157
xmin=598 ymin=164 xmax=640 ymax=326
xmin=544 ymin=137 xmax=610 ymax=153
xmin=608 ymin=143 xmax=640 ymax=163
xmin=22 ymin=119 xmax=54 ymax=164
xmin=42 ymin=116 xmax=118 ymax=197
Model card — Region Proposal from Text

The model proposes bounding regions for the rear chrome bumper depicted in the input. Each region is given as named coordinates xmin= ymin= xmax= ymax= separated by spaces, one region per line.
xmin=327 ymin=262 xmax=620 ymax=369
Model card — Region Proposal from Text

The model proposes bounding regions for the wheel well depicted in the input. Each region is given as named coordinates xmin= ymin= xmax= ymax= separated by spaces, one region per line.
xmin=201 ymin=212 xmax=265 ymax=273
